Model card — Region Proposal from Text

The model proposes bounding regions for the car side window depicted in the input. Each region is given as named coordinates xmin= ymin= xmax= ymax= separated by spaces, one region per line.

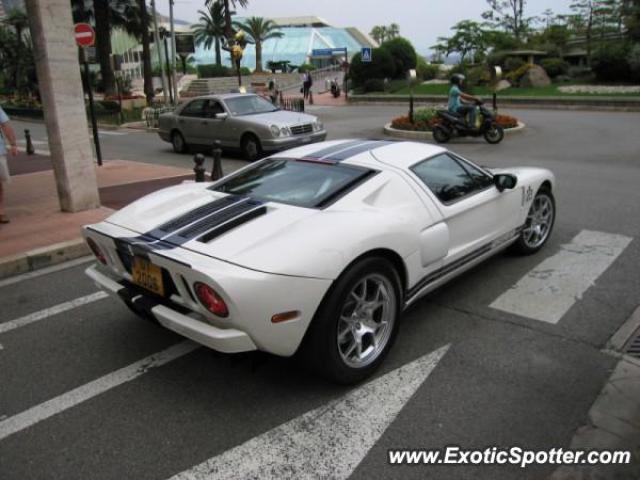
xmin=455 ymin=156 xmax=494 ymax=190
xmin=411 ymin=153 xmax=481 ymax=204
xmin=181 ymin=100 xmax=207 ymax=118
xmin=204 ymin=100 xmax=225 ymax=117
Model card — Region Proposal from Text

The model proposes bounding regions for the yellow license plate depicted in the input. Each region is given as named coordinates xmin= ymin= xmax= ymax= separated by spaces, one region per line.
xmin=132 ymin=257 xmax=165 ymax=296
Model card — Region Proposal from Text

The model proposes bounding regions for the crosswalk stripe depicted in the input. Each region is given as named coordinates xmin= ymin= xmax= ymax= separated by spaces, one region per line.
xmin=0 ymin=292 xmax=109 ymax=335
xmin=169 ymin=344 xmax=450 ymax=480
xmin=0 ymin=341 xmax=198 ymax=441
xmin=490 ymin=230 xmax=632 ymax=324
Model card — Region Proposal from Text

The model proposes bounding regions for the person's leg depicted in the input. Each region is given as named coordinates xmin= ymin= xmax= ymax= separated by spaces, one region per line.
xmin=0 ymin=181 xmax=6 ymax=222
xmin=456 ymin=105 xmax=475 ymax=128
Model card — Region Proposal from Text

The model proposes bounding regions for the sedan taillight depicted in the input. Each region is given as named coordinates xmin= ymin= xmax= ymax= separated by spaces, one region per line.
xmin=87 ymin=238 xmax=107 ymax=265
xmin=194 ymin=282 xmax=229 ymax=317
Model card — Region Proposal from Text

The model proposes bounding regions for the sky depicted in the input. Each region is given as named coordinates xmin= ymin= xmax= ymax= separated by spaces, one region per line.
xmin=158 ymin=0 xmax=573 ymax=55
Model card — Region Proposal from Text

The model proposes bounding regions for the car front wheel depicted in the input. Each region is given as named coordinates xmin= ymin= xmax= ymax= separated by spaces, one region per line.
xmin=302 ymin=257 xmax=401 ymax=384
xmin=512 ymin=187 xmax=555 ymax=255
xmin=241 ymin=133 xmax=262 ymax=161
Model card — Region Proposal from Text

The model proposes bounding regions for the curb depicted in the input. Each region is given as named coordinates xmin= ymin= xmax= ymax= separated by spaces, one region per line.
xmin=0 ymin=238 xmax=89 ymax=280
xmin=383 ymin=121 xmax=526 ymax=140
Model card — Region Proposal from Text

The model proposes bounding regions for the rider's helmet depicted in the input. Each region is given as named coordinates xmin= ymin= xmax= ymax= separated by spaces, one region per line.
xmin=450 ymin=74 xmax=465 ymax=86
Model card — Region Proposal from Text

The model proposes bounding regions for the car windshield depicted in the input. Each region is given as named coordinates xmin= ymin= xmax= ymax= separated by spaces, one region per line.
xmin=212 ymin=159 xmax=373 ymax=208
xmin=224 ymin=95 xmax=278 ymax=116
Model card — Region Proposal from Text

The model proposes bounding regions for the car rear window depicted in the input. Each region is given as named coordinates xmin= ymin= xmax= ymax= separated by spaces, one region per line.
xmin=211 ymin=158 xmax=375 ymax=208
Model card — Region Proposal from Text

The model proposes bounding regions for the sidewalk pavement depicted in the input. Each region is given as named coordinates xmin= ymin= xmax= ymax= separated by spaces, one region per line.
xmin=549 ymin=306 xmax=640 ymax=480
xmin=0 ymin=152 xmax=193 ymax=279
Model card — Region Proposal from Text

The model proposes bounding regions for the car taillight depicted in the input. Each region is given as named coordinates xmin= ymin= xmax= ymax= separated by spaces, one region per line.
xmin=194 ymin=282 xmax=229 ymax=317
xmin=87 ymin=238 xmax=107 ymax=265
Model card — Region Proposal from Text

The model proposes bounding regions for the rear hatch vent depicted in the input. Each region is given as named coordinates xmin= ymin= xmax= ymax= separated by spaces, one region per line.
xmin=625 ymin=328 xmax=640 ymax=359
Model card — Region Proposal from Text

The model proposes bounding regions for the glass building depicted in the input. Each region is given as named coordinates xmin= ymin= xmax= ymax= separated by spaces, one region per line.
xmin=192 ymin=16 xmax=376 ymax=70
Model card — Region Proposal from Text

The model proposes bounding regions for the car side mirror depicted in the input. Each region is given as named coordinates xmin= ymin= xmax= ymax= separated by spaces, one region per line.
xmin=215 ymin=112 xmax=228 ymax=120
xmin=494 ymin=173 xmax=517 ymax=192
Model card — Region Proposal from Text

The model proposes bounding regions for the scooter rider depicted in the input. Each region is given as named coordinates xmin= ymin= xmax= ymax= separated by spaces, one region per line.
xmin=448 ymin=74 xmax=481 ymax=128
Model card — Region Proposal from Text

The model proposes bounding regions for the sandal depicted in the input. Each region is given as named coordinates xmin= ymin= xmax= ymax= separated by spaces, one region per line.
xmin=0 ymin=215 xmax=9 ymax=224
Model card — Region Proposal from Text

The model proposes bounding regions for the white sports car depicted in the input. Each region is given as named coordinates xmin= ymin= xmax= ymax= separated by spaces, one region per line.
xmin=83 ymin=140 xmax=556 ymax=383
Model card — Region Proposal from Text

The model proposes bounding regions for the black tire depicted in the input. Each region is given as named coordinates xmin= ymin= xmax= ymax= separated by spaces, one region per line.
xmin=301 ymin=257 xmax=402 ymax=384
xmin=511 ymin=187 xmax=556 ymax=255
xmin=433 ymin=125 xmax=450 ymax=144
xmin=241 ymin=133 xmax=262 ymax=161
xmin=171 ymin=130 xmax=187 ymax=153
xmin=483 ymin=123 xmax=504 ymax=144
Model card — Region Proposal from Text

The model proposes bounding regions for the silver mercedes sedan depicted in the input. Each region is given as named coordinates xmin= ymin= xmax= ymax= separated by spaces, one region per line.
xmin=158 ymin=93 xmax=327 ymax=161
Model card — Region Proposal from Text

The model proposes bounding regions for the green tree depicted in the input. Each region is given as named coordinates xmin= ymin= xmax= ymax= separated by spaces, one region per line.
xmin=71 ymin=0 xmax=140 ymax=95
xmin=381 ymin=36 xmax=417 ymax=75
xmin=3 ymin=9 xmax=29 ymax=95
xmin=482 ymin=0 xmax=534 ymax=43
xmin=570 ymin=0 xmax=597 ymax=66
xmin=349 ymin=47 xmax=396 ymax=86
xmin=388 ymin=23 xmax=400 ymax=39
xmin=440 ymin=20 xmax=487 ymax=63
xmin=369 ymin=25 xmax=384 ymax=44
xmin=624 ymin=0 xmax=640 ymax=40
xmin=206 ymin=0 xmax=248 ymax=41
xmin=193 ymin=1 xmax=226 ymax=66
xmin=234 ymin=16 xmax=283 ymax=72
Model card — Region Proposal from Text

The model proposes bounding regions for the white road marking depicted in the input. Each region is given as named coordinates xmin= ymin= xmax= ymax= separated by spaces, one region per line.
xmin=490 ymin=230 xmax=632 ymax=324
xmin=169 ymin=344 xmax=450 ymax=480
xmin=98 ymin=131 xmax=127 ymax=136
xmin=0 ymin=256 xmax=94 ymax=288
xmin=0 ymin=340 xmax=198 ymax=441
xmin=0 ymin=291 xmax=109 ymax=335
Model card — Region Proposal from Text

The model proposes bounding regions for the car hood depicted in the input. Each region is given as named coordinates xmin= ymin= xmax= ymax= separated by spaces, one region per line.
xmin=236 ymin=109 xmax=317 ymax=127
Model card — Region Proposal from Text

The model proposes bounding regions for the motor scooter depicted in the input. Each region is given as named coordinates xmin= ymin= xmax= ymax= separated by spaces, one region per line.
xmin=330 ymin=78 xmax=341 ymax=98
xmin=433 ymin=101 xmax=504 ymax=144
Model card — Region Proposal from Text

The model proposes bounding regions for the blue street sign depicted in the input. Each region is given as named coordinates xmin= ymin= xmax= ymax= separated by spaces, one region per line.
xmin=361 ymin=47 xmax=372 ymax=63
xmin=311 ymin=47 xmax=347 ymax=57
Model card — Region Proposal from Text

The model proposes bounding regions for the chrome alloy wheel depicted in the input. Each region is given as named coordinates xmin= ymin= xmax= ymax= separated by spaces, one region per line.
xmin=337 ymin=273 xmax=396 ymax=368
xmin=523 ymin=193 xmax=554 ymax=249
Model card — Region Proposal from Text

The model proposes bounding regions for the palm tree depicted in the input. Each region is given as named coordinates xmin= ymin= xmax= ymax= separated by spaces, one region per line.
xmin=193 ymin=1 xmax=226 ymax=66
xmin=3 ymin=9 xmax=29 ymax=95
xmin=388 ymin=23 xmax=400 ymax=39
xmin=206 ymin=0 xmax=248 ymax=40
xmin=71 ymin=0 xmax=138 ymax=95
xmin=234 ymin=16 xmax=283 ymax=73
xmin=369 ymin=25 xmax=383 ymax=44
xmin=380 ymin=25 xmax=389 ymax=43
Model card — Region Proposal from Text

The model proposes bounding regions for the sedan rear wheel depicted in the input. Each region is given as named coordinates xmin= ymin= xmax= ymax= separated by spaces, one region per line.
xmin=172 ymin=131 xmax=187 ymax=153
xmin=301 ymin=257 xmax=401 ymax=384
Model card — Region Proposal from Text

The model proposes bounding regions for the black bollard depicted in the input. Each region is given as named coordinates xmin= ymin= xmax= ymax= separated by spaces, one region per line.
xmin=193 ymin=153 xmax=206 ymax=182
xmin=211 ymin=141 xmax=223 ymax=181
xmin=25 ymin=129 xmax=35 ymax=155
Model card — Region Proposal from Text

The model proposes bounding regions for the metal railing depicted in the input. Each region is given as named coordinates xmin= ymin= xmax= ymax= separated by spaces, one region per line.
xmin=279 ymin=94 xmax=305 ymax=112
xmin=143 ymin=106 xmax=175 ymax=128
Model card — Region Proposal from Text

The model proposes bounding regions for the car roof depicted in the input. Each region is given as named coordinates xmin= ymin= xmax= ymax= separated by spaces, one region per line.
xmin=192 ymin=93 xmax=258 ymax=101
xmin=275 ymin=139 xmax=447 ymax=170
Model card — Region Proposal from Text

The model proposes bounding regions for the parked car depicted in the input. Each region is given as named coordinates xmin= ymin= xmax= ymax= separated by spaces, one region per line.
xmin=158 ymin=93 xmax=327 ymax=161
xmin=83 ymin=140 xmax=556 ymax=384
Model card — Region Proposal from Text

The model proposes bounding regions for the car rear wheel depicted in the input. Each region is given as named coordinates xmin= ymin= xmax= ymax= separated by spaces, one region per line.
xmin=301 ymin=257 xmax=401 ymax=384
xmin=171 ymin=131 xmax=187 ymax=153
xmin=512 ymin=187 xmax=555 ymax=255
xmin=241 ymin=133 xmax=262 ymax=161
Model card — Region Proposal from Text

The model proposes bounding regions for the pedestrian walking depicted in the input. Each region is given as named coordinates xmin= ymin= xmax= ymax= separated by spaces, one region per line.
xmin=0 ymin=106 xmax=19 ymax=224
xmin=302 ymin=71 xmax=313 ymax=100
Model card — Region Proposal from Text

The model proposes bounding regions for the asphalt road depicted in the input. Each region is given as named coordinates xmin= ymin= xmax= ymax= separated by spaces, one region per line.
xmin=3 ymin=107 xmax=640 ymax=479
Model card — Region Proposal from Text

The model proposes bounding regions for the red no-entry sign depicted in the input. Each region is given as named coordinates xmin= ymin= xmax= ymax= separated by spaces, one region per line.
xmin=74 ymin=23 xmax=95 ymax=48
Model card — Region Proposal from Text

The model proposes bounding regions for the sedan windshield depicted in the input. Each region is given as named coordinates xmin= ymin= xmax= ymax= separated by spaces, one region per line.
xmin=212 ymin=159 xmax=374 ymax=208
xmin=224 ymin=95 xmax=278 ymax=116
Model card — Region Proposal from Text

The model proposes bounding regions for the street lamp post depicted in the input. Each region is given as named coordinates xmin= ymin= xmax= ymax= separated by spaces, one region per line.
xmin=159 ymin=27 xmax=174 ymax=103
